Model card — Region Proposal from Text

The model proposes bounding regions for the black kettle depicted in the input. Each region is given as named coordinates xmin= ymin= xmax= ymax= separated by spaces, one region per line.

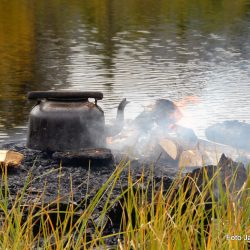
xmin=27 ymin=91 xmax=107 ymax=152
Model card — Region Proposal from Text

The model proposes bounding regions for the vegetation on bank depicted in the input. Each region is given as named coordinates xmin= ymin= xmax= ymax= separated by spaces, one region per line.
xmin=0 ymin=161 xmax=249 ymax=250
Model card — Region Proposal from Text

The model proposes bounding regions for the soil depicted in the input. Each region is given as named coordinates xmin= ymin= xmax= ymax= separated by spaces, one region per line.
xmin=0 ymin=141 xmax=247 ymax=247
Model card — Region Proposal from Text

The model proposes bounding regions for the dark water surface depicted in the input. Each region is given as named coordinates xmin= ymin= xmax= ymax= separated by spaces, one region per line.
xmin=0 ymin=0 xmax=250 ymax=142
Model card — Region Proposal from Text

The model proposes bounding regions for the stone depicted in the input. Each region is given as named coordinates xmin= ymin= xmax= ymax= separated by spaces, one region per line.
xmin=184 ymin=153 xmax=247 ymax=202
xmin=206 ymin=120 xmax=250 ymax=151
xmin=52 ymin=148 xmax=114 ymax=166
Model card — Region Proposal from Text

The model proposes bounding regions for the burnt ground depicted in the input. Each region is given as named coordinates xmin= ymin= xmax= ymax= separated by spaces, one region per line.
xmin=0 ymin=141 xmax=248 ymax=247
xmin=1 ymin=141 xmax=180 ymax=202
xmin=0 ymin=141 xmax=179 ymax=246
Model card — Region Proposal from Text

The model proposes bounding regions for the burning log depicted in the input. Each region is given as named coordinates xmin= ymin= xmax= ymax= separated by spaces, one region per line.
xmin=133 ymin=99 xmax=182 ymax=132
xmin=106 ymin=98 xmax=199 ymax=160
xmin=158 ymin=138 xmax=182 ymax=161
xmin=0 ymin=150 xmax=24 ymax=168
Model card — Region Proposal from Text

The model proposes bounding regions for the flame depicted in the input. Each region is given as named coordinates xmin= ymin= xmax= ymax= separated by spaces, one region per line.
xmin=174 ymin=96 xmax=200 ymax=128
xmin=175 ymin=96 xmax=200 ymax=109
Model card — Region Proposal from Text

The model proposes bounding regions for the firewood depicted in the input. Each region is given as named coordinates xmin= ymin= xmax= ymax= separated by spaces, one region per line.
xmin=158 ymin=138 xmax=182 ymax=160
xmin=179 ymin=149 xmax=203 ymax=167
xmin=179 ymin=149 xmax=220 ymax=167
xmin=0 ymin=150 xmax=24 ymax=168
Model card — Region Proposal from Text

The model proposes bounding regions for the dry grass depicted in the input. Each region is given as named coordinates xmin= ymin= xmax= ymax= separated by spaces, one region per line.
xmin=0 ymin=160 xmax=249 ymax=249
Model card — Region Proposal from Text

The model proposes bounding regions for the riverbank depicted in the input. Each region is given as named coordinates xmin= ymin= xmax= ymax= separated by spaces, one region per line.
xmin=0 ymin=141 xmax=249 ymax=249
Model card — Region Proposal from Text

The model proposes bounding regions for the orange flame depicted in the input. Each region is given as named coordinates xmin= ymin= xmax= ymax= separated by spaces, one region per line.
xmin=175 ymin=96 xmax=200 ymax=109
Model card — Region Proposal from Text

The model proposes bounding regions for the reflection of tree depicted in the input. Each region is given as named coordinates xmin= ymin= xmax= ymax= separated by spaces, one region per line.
xmin=77 ymin=0 xmax=118 ymax=74
xmin=75 ymin=0 xmax=250 ymax=68
xmin=0 ymin=1 xmax=35 ymax=128
xmin=32 ymin=1 xmax=74 ymax=89
xmin=0 ymin=1 xmax=35 ymax=96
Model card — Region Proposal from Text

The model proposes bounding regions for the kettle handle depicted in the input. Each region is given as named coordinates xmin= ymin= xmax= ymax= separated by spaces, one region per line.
xmin=27 ymin=91 xmax=103 ymax=100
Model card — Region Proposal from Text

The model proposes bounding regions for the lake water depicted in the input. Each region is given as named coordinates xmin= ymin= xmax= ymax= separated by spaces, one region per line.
xmin=0 ymin=0 xmax=250 ymax=142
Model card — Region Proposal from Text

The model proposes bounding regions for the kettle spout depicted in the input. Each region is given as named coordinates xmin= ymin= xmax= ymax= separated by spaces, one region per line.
xmin=105 ymin=98 xmax=130 ymax=137
xmin=117 ymin=98 xmax=130 ymax=110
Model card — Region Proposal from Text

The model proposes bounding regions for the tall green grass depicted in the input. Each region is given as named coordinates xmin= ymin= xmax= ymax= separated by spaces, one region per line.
xmin=0 ymin=160 xmax=249 ymax=249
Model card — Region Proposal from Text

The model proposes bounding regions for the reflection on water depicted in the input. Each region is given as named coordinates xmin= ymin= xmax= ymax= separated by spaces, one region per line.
xmin=0 ymin=0 xmax=250 ymax=141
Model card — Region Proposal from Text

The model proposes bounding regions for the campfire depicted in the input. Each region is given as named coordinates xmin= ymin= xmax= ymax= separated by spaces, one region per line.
xmin=17 ymin=90 xmax=248 ymax=168
xmin=107 ymin=98 xmax=250 ymax=167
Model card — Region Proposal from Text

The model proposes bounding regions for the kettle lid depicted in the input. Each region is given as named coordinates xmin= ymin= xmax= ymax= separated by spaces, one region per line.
xmin=27 ymin=91 xmax=103 ymax=101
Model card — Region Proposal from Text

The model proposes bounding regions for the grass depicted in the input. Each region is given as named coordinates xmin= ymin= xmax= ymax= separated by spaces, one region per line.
xmin=0 ymin=160 xmax=249 ymax=250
